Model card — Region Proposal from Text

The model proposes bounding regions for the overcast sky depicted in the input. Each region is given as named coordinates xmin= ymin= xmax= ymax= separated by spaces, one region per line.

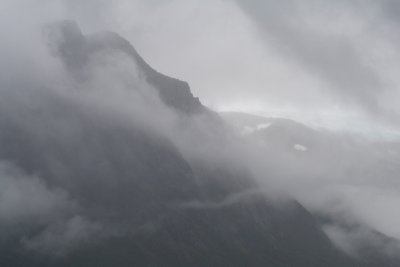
xmin=4 ymin=0 xmax=400 ymax=134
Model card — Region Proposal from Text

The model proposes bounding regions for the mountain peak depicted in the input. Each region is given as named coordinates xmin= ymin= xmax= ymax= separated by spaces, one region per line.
xmin=45 ymin=20 xmax=204 ymax=114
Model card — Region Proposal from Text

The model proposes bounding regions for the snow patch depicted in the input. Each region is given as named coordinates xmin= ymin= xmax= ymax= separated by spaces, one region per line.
xmin=241 ymin=123 xmax=271 ymax=135
xmin=256 ymin=123 xmax=271 ymax=130
xmin=294 ymin=144 xmax=308 ymax=152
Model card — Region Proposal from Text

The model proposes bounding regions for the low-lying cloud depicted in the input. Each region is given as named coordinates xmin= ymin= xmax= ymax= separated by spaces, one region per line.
xmin=1 ymin=0 xmax=400 ymax=260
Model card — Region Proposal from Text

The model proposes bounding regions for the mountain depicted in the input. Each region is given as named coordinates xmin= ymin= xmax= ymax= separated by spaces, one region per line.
xmin=46 ymin=20 xmax=206 ymax=114
xmin=221 ymin=111 xmax=400 ymax=162
xmin=222 ymin=111 xmax=400 ymax=264
xmin=1 ymin=22 xmax=399 ymax=266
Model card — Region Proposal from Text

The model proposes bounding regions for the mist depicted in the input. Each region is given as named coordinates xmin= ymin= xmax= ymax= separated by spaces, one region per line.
xmin=1 ymin=0 xmax=400 ymax=265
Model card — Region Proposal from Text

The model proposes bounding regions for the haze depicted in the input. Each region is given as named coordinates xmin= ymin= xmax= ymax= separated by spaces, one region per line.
xmin=1 ymin=0 xmax=400 ymax=266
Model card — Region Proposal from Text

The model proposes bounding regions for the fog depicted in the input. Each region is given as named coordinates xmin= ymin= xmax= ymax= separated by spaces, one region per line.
xmin=1 ymin=0 xmax=400 ymax=262
xmin=52 ymin=0 xmax=400 ymax=129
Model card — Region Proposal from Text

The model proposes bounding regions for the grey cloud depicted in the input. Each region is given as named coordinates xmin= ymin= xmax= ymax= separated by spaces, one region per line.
xmin=2 ymin=0 xmax=400 ymax=263
xmin=0 ymin=162 xmax=76 ymax=225
xmin=0 ymin=161 xmax=94 ymax=256
xmin=23 ymin=215 xmax=102 ymax=257
xmin=234 ymin=0 xmax=386 ymax=114
xmin=324 ymin=223 xmax=400 ymax=257
xmin=0 ymin=15 xmax=234 ymax=258
xmin=223 ymin=112 xmax=400 ymax=254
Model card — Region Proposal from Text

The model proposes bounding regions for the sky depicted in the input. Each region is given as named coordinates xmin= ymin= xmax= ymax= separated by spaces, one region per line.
xmin=3 ymin=0 xmax=400 ymax=134
xmin=54 ymin=0 xmax=400 ymax=131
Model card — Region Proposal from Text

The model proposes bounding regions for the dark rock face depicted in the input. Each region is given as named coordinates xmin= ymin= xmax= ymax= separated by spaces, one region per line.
xmin=0 ymin=22 xmax=398 ymax=267
xmin=0 ymin=196 xmax=356 ymax=267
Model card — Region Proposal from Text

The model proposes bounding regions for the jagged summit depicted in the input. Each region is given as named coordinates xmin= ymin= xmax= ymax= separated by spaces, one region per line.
xmin=46 ymin=20 xmax=204 ymax=114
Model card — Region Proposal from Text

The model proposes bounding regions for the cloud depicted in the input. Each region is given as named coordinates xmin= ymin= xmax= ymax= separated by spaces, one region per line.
xmin=0 ymin=161 xmax=97 ymax=256
xmin=2 ymin=0 xmax=400 ymax=260
xmin=0 ymin=10 xmax=176 ymax=256
xmin=324 ymin=223 xmax=400 ymax=257
xmin=23 ymin=215 xmax=102 ymax=257
xmin=234 ymin=1 xmax=386 ymax=112
xmin=228 ymin=116 xmax=400 ymax=254
xmin=0 ymin=12 xmax=218 ymax=257
xmin=0 ymin=162 xmax=75 ymax=225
